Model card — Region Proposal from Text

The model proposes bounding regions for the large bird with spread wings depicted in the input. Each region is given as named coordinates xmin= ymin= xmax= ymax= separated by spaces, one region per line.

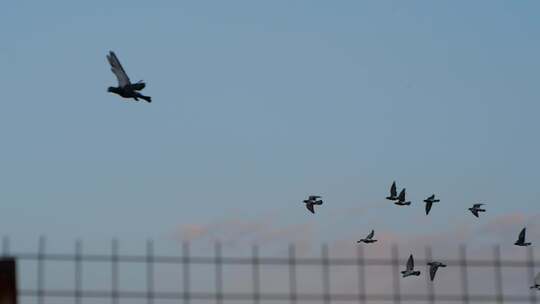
xmin=107 ymin=51 xmax=152 ymax=103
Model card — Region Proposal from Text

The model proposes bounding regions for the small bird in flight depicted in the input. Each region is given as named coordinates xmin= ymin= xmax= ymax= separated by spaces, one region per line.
xmin=515 ymin=227 xmax=532 ymax=247
xmin=427 ymin=261 xmax=446 ymax=281
xmin=386 ymin=181 xmax=398 ymax=201
xmin=424 ymin=194 xmax=440 ymax=215
xmin=401 ymin=254 xmax=421 ymax=277
xmin=357 ymin=230 xmax=377 ymax=244
xmin=531 ymin=272 xmax=540 ymax=290
xmin=468 ymin=203 xmax=486 ymax=218
xmin=303 ymin=195 xmax=323 ymax=214
xmin=106 ymin=51 xmax=152 ymax=103
xmin=394 ymin=189 xmax=411 ymax=206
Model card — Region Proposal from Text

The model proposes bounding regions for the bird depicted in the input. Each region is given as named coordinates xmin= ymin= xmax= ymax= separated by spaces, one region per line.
xmin=424 ymin=194 xmax=440 ymax=215
xmin=401 ymin=254 xmax=421 ymax=277
xmin=357 ymin=230 xmax=377 ymax=244
xmin=427 ymin=261 xmax=446 ymax=281
xmin=106 ymin=51 xmax=152 ymax=103
xmin=386 ymin=181 xmax=398 ymax=201
xmin=394 ymin=189 xmax=411 ymax=206
xmin=515 ymin=227 xmax=532 ymax=247
xmin=531 ymin=272 xmax=540 ymax=290
xmin=303 ymin=195 xmax=323 ymax=214
xmin=468 ymin=203 xmax=486 ymax=218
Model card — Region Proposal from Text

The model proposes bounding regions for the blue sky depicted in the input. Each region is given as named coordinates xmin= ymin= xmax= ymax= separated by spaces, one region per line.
xmin=2 ymin=1 xmax=540 ymax=253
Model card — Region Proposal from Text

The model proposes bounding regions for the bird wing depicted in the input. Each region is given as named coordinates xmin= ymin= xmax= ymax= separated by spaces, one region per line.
xmin=309 ymin=195 xmax=321 ymax=200
xmin=473 ymin=203 xmax=484 ymax=208
xmin=519 ymin=228 xmax=526 ymax=243
xmin=390 ymin=182 xmax=397 ymax=197
xmin=407 ymin=255 xmax=414 ymax=271
xmin=428 ymin=194 xmax=435 ymax=201
xmin=306 ymin=203 xmax=315 ymax=214
xmin=425 ymin=202 xmax=433 ymax=215
xmin=367 ymin=230 xmax=374 ymax=239
xmin=471 ymin=209 xmax=479 ymax=217
xmin=397 ymin=189 xmax=406 ymax=201
xmin=429 ymin=264 xmax=437 ymax=281
xmin=107 ymin=51 xmax=131 ymax=87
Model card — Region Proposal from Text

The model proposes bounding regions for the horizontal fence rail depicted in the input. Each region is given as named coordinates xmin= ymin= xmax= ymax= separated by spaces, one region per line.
xmin=2 ymin=237 xmax=539 ymax=303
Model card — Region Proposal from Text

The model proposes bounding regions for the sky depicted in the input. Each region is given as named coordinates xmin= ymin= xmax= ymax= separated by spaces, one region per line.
xmin=2 ymin=0 xmax=540 ymax=266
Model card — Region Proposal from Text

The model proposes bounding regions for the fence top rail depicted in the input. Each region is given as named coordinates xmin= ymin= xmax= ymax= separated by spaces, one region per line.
xmin=5 ymin=251 xmax=539 ymax=267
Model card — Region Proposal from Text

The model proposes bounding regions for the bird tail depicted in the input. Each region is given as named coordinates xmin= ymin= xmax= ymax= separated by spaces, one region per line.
xmin=404 ymin=202 xmax=411 ymax=206
xmin=139 ymin=95 xmax=152 ymax=103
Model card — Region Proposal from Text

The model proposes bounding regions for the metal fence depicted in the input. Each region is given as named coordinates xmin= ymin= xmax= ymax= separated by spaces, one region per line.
xmin=2 ymin=236 xmax=540 ymax=304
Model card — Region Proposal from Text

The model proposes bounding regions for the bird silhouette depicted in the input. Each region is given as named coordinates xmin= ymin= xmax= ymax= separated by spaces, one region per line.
xmin=401 ymin=254 xmax=421 ymax=277
xmin=427 ymin=261 xmax=446 ymax=281
xmin=386 ymin=181 xmax=398 ymax=201
xmin=394 ymin=189 xmax=411 ymax=206
xmin=515 ymin=227 xmax=532 ymax=246
xmin=357 ymin=230 xmax=377 ymax=244
xmin=468 ymin=203 xmax=486 ymax=218
xmin=303 ymin=195 xmax=323 ymax=214
xmin=107 ymin=51 xmax=152 ymax=103
xmin=424 ymin=194 xmax=440 ymax=215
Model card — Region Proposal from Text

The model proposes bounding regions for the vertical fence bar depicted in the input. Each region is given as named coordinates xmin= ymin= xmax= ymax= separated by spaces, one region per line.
xmin=459 ymin=245 xmax=470 ymax=304
xmin=146 ymin=239 xmax=154 ymax=304
xmin=111 ymin=239 xmax=119 ymax=304
xmin=391 ymin=244 xmax=401 ymax=304
xmin=74 ymin=240 xmax=82 ymax=304
xmin=288 ymin=244 xmax=297 ymax=304
xmin=356 ymin=245 xmax=366 ymax=304
xmin=425 ymin=246 xmax=435 ymax=304
xmin=252 ymin=245 xmax=260 ymax=304
xmin=214 ymin=241 xmax=223 ymax=304
xmin=37 ymin=236 xmax=45 ymax=304
xmin=493 ymin=245 xmax=504 ymax=304
xmin=321 ymin=244 xmax=331 ymax=304
xmin=182 ymin=241 xmax=190 ymax=304
xmin=0 ymin=257 xmax=17 ymax=304
xmin=528 ymin=246 xmax=537 ymax=304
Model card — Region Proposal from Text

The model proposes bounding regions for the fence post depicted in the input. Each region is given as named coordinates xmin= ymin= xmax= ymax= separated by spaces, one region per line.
xmin=74 ymin=240 xmax=82 ymax=304
xmin=391 ymin=244 xmax=401 ymax=304
xmin=182 ymin=241 xmax=190 ymax=304
xmin=252 ymin=245 xmax=260 ymax=304
xmin=356 ymin=245 xmax=365 ymax=304
xmin=288 ymin=244 xmax=297 ymax=304
xmin=527 ymin=246 xmax=537 ymax=304
xmin=37 ymin=236 xmax=45 ymax=304
xmin=0 ymin=257 xmax=17 ymax=304
xmin=459 ymin=245 xmax=470 ymax=304
xmin=425 ymin=246 xmax=435 ymax=304
xmin=493 ymin=245 xmax=504 ymax=304
xmin=321 ymin=244 xmax=330 ymax=304
xmin=214 ymin=241 xmax=223 ymax=304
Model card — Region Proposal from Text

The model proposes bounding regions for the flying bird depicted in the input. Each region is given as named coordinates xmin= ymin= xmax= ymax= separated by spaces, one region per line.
xmin=106 ymin=51 xmax=152 ymax=103
xmin=427 ymin=261 xmax=446 ymax=281
xmin=357 ymin=230 xmax=377 ymax=244
xmin=303 ymin=195 xmax=323 ymax=214
xmin=468 ymin=203 xmax=486 ymax=218
xmin=401 ymin=254 xmax=421 ymax=277
xmin=531 ymin=272 xmax=540 ymax=290
xmin=394 ymin=189 xmax=411 ymax=206
xmin=515 ymin=227 xmax=532 ymax=247
xmin=386 ymin=181 xmax=398 ymax=201
xmin=424 ymin=194 xmax=440 ymax=215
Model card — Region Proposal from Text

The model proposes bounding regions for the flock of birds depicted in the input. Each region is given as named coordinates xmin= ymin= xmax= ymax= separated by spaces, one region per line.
xmin=103 ymin=51 xmax=540 ymax=289
xmin=303 ymin=181 xmax=538 ymax=287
